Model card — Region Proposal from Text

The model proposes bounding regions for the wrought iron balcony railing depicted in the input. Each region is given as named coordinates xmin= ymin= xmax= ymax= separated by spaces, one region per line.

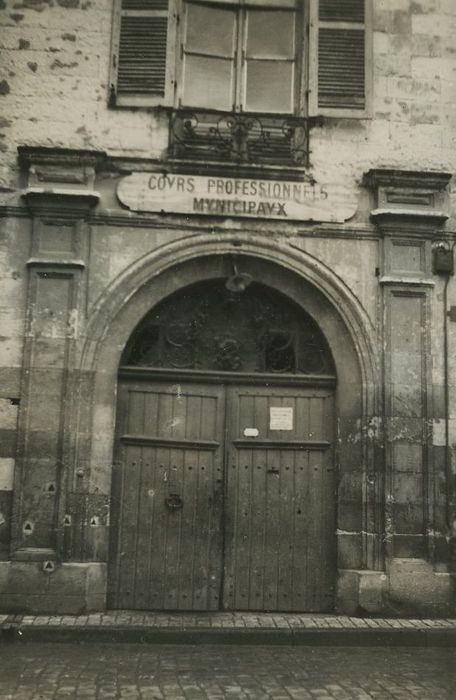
xmin=169 ymin=109 xmax=309 ymax=170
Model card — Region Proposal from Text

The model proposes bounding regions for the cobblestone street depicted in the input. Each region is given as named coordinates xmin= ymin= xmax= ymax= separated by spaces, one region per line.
xmin=0 ymin=643 xmax=455 ymax=700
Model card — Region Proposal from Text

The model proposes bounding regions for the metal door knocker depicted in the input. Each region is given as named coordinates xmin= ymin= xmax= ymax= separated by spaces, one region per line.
xmin=165 ymin=494 xmax=183 ymax=511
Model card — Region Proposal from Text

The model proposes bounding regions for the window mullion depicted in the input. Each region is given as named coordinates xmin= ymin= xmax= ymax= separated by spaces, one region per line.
xmin=235 ymin=7 xmax=246 ymax=112
xmin=296 ymin=0 xmax=308 ymax=116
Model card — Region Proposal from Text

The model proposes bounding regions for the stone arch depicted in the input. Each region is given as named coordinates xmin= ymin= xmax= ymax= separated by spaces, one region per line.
xmin=76 ymin=233 xmax=380 ymax=572
xmin=83 ymin=233 xmax=378 ymax=382
xmin=120 ymin=278 xmax=337 ymax=375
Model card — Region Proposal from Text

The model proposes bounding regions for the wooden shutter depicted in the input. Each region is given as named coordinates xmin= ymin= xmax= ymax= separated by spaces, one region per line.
xmin=309 ymin=0 xmax=372 ymax=118
xmin=111 ymin=0 xmax=175 ymax=107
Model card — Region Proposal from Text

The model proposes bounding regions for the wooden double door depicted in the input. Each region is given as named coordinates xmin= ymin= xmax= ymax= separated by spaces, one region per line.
xmin=108 ymin=376 xmax=336 ymax=612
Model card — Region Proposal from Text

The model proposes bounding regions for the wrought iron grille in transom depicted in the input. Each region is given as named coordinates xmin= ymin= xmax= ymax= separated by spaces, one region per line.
xmin=122 ymin=281 xmax=335 ymax=375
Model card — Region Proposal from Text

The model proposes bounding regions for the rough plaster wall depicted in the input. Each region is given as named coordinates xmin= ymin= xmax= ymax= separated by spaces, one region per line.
xmin=432 ymin=273 xmax=456 ymax=488
xmin=311 ymin=0 xmax=456 ymax=231
xmin=292 ymin=237 xmax=379 ymax=325
xmin=87 ymin=226 xmax=185 ymax=308
xmin=0 ymin=216 xmax=29 ymax=385
xmin=0 ymin=214 xmax=28 ymax=554
xmin=0 ymin=0 xmax=168 ymax=191
xmin=0 ymin=0 xmax=454 ymax=202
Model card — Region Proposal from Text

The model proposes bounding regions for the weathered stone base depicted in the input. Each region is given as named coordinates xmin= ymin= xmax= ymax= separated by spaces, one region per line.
xmin=387 ymin=559 xmax=455 ymax=617
xmin=336 ymin=570 xmax=387 ymax=615
xmin=337 ymin=561 xmax=455 ymax=617
xmin=0 ymin=561 xmax=107 ymax=615
xmin=0 ymin=560 xmax=454 ymax=617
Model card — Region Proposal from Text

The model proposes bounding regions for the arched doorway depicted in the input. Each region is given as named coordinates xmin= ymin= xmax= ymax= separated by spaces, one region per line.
xmin=107 ymin=279 xmax=337 ymax=612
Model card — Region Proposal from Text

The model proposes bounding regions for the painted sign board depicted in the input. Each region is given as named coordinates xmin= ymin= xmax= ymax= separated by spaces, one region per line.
xmin=117 ymin=172 xmax=358 ymax=223
xmin=244 ymin=428 xmax=259 ymax=438
xmin=269 ymin=407 xmax=294 ymax=431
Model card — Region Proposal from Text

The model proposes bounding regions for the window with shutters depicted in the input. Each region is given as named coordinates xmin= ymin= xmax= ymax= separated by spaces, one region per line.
xmin=110 ymin=0 xmax=372 ymax=168
xmin=308 ymin=0 xmax=372 ymax=116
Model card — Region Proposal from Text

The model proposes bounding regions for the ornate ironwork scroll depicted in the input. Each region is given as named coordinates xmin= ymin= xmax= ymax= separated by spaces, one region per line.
xmin=169 ymin=110 xmax=310 ymax=168
xmin=122 ymin=281 xmax=335 ymax=376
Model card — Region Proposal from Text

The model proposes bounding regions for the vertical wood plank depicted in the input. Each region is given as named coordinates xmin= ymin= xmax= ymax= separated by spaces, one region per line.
xmin=277 ymin=446 xmax=294 ymax=609
xmin=110 ymin=381 xmax=225 ymax=611
xmin=225 ymin=385 xmax=335 ymax=612
xmin=249 ymin=394 xmax=268 ymax=609
xmin=116 ymin=444 xmax=142 ymax=609
xmin=147 ymin=445 xmax=169 ymax=608
xmin=263 ymin=446 xmax=281 ymax=610
xmin=143 ymin=390 xmax=159 ymax=436
xmin=236 ymin=448 xmax=254 ymax=609
xmin=164 ymin=444 xmax=184 ymax=609
xmin=132 ymin=445 xmax=153 ymax=608
xmin=127 ymin=390 xmax=145 ymax=434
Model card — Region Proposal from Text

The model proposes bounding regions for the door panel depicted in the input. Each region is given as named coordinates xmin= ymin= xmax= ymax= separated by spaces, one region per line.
xmin=108 ymin=381 xmax=225 ymax=610
xmin=223 ymin=386 xmax=336 ymax=611
xmin=109 ymin=379 xmax=336 ymax=612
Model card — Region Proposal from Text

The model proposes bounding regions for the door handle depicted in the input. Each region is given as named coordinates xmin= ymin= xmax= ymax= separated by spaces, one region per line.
xmin=209 ymin=480 xmax=223 ymax=506
xmin=165 ymin=494 xmax=183 ymax=511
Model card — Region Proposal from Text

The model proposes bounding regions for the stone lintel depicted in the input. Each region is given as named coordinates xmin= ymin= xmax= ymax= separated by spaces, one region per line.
xmin=364 ymin=169 xmax=452 ymax=229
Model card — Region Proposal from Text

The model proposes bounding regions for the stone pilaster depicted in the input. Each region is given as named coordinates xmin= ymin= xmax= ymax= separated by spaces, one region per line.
xmin=364 ymin=169 xmax=453 ymax=615
xmin=11 ymin=148 xmax=104 ymax=563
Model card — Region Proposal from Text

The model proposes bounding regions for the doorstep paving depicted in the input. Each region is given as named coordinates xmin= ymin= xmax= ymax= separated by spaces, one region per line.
xmin=2 ymin=611 xmax=456 ymax=628
xmin=1 ymin=612 xmax=456 ymax=646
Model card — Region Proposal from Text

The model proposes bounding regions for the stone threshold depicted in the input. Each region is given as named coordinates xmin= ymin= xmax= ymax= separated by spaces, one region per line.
xmin=1 ymin=612 xmax=456 ymax=629
xmin=1 ymin=612 xmax=455 ymax=646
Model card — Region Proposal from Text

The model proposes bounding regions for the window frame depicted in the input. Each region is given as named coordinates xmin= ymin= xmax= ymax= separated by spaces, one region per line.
xmin=241 ymin=5 xmax=302 ymax=115
xmin=178 ymin=1 xmax=239 ymax=113
xmin=110 ymin=0 xmax=372 ymax=118
xmin=176 ymin=0 xmax=306 ymax=115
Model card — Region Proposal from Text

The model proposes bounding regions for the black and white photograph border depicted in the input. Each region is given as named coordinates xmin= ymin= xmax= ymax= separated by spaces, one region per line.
xmin=0 ymin=0 xmax=455 ymax=698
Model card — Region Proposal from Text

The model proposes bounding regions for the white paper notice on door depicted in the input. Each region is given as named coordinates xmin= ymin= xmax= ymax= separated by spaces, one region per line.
xmin=269 ymin=407 xmax=293 ymax=431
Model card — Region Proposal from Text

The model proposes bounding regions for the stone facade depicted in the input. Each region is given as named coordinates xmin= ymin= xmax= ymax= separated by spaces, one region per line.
xmin=0 ymin=0 xmax=455 ymax=616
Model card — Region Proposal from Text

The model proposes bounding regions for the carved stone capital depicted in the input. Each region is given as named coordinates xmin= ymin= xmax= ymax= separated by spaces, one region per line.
xmin=22 ymin=189 xmax=100 ymax=217
xmin=363 ymin=169 xmax=452 ymax=230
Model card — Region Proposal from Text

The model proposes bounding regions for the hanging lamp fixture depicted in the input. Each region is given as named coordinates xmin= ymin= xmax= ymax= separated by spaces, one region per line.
xmin=225 ymin=259 xmax=253 ymax=293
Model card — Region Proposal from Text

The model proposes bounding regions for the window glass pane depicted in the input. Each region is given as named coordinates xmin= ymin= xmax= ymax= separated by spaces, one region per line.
xmin=183 ymin=55 xmax=234 ymax=111
xmin=246 ymin=10 xmax=295 ymax=59
xmin=186 ymin=3 xmax=236 ymax=57
xmin=245 ymin=60 xmax=293 ymax=113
